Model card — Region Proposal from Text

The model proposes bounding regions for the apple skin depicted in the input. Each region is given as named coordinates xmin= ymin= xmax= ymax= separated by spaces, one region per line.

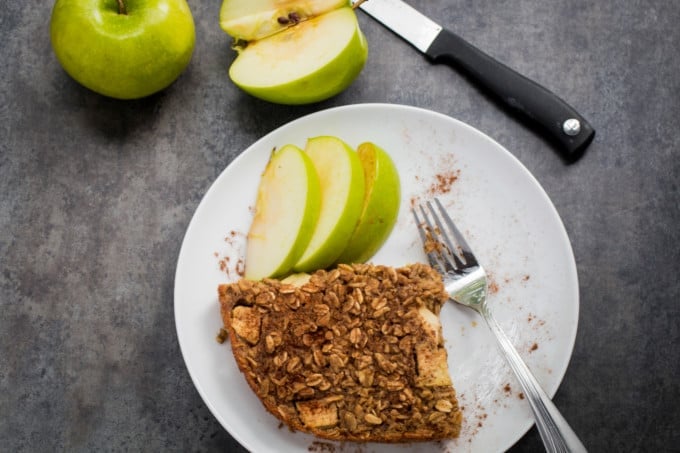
xmin=245 ymin=145 xmax=321 ymax=280
xmin=228 ymin=7 xmax=367 ymax=105
xmin=50 ymin=0 xmax=195 ymax=100
xmin=293 ymin=136 xmax=366 ymax=272
xmin=335 ymin=142 xmax=401 ymax=264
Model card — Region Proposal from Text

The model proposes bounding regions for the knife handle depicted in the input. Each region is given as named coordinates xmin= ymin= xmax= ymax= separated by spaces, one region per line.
xmin=426 ymin=29 xmax=595 ymax=160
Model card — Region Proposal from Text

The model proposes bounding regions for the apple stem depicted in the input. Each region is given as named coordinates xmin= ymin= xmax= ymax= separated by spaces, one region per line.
xmin=117 ymin=0 xmax=127 ymax=15
xmin=352 ymin=0 xmax=368 ymax=9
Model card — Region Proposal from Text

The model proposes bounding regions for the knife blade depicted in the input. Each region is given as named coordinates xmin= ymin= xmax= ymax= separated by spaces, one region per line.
xmin=353 ymin=0 xmax=595 ymax=161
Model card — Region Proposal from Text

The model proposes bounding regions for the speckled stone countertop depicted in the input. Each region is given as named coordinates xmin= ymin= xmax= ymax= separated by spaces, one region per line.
xmin=1 ymin=1 xmax=679 ymax=451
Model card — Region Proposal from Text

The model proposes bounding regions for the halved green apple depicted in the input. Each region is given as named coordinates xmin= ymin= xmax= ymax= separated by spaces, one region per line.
xmin=293 ymin=136 xmax=365 ymax=272
xmin=335 ymin=142 xmax=401 ymax=264
xmin=245 ymin=144 xmax=321 ymax=280
xmin=226 ymin=6 xmax=367 ymax=104
xmin=220 ymin=0 xmax=347 ymax=41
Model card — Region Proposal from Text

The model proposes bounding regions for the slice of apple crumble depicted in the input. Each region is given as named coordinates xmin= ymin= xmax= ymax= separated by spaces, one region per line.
xmin=217 ymin=263 xmax=462 ymax=442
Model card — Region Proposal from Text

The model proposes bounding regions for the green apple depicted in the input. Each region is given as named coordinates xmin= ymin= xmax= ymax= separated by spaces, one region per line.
xmin=335 ymin=142 xmax=401 ymax=264
xmin=220 ymin=0 xmax=347 ymax=41
xmin=293 ymin=136 xmax=365 ymax=272
xmin=245 ymin=145 xmax=321 ymax=280
xmin=50 ymin=0 xmax=195 ymax=100
xmin=225 ymin=6 xmax=368 ymax=105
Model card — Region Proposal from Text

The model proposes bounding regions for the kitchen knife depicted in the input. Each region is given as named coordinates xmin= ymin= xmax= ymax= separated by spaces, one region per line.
xmin=352 ymin=0 xmax=595 ymax=160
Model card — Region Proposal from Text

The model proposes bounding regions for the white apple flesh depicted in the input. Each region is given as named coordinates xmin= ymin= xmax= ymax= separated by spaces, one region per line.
xmin=220 ymin=0 xmax=347 ymax=41
xmin=228 ymin=7 xmax=367 ymax=105
xmin=293 ymin=136 xmax=365 ymax=272
xmin=245 ymin=145 xmax=321 ymax=280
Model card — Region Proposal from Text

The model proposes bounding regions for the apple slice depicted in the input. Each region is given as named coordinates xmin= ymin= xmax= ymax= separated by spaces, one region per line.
xmin=245 ymin=145 xmax=321 ymax=280
xmin=228 ymin=7 xmax=367 ymax=105
xmin=335 ymin=142 xmax=401 ymax=264
xmin=220 ymin=0 xmax=347 ymax=41
xmin=293 ymin=136 xmax=365 ymax=273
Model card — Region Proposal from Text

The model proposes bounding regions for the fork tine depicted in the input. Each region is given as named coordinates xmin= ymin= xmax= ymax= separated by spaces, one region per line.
xmin=418 ymin=204 xmax=456 ymax=272
xmin=433 ymin=198 xmax=478 ymax=267
xmin=412 ymin=205 xmax=450 ymax=274
xmin=425 ymin=200 xmax=466 ymax=271
xmin=411 ymin=206 xmax=427 ymax=244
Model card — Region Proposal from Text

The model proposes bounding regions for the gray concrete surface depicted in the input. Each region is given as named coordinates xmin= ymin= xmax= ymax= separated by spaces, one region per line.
xmin=1 ymin=0 xmax=679 ymax=451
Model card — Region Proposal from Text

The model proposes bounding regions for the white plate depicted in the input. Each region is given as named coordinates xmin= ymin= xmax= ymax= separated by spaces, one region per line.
xmin=174 ymin=104 xmax=579 ymax=453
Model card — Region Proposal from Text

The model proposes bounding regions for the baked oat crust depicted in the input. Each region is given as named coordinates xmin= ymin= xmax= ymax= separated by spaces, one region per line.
xmin=218 ymin=263 xmax=463 ymax=442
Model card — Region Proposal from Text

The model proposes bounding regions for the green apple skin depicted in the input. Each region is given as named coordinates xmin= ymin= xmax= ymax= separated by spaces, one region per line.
xmin=293 ymin=136 xmax=365 ymax=273
xmin=50 ymin=0 xmax=195 ymax=100
xmin=220 ymin=0 xmax=348 ymax=41
xmin=228 ymin=7 xmax=367 ymax=105
xmin=245 ymin=145 xmax=321 ymax=281
xmin=335 ymin=142 xmax=401 ymax=264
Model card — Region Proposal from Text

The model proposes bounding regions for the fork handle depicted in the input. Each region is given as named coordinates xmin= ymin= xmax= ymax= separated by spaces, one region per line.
xmin=480 ymin=306 xmax=587 ymax=452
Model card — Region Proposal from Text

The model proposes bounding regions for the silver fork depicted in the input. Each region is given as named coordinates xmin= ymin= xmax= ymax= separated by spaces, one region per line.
xmin=413 ymin=198 xmax=587 ymax=453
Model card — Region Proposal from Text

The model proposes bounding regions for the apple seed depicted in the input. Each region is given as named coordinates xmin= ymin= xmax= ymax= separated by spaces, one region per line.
xmin=288 ymin=12 xmax=301 ymax=24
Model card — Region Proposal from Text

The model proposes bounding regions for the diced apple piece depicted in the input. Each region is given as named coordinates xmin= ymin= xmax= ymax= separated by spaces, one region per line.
xmin=228 ymin=7 xmax=368 ymax=105
xmin=295 ymin=400 xmax=339 ymax=428
xmin=415 ymin=343 xmax=452 ymax=387
xmin=335 ymin=142 xmax=400 ymax=264
xmin=231 ymin=306 xmax=262 ymax=345
xmin=293 ymin=136 xmax=365 ymax=272
xmin=280 ymin=273 xmax=312 ymax=287
xmin=220 ymin=0 xmax=348 ymax=41
xmin=415 ymin=306 xmax=451 ymax=387
xmin=418 ymin=306 xmax=443 ymax=345
xmin=245 ymin=145 xmax=321 ymax=280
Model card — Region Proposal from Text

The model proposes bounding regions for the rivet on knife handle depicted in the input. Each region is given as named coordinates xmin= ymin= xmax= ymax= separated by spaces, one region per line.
xmin=425 ymin=29 xmax=595 ymax=160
